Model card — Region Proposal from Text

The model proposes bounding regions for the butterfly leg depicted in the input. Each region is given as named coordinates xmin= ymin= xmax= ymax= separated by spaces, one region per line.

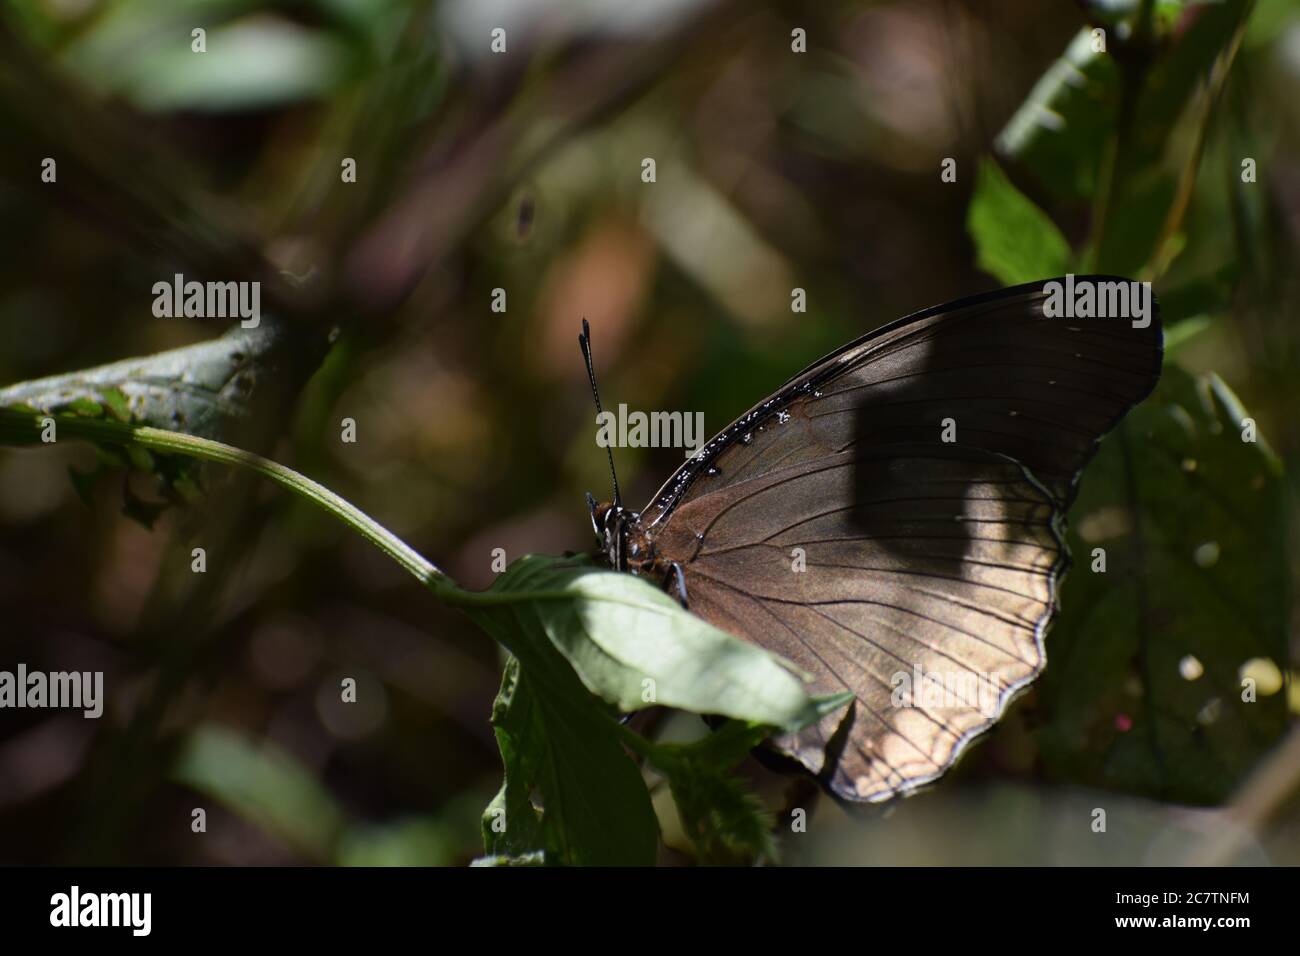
xmin=663 ymin=561 xmax=689 ymax=610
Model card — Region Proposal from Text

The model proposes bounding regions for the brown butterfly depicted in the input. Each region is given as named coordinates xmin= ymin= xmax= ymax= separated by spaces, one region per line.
xmin=582 ymin=277 xmax=1162 ymax=802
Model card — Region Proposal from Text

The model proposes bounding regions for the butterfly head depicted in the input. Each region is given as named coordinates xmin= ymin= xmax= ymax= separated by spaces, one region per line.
xmin=587 ymin=492 xmax=636 ymax=571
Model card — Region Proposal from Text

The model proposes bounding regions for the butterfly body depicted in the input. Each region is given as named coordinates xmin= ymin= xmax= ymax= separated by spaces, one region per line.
xmin=585 ymin=278 xmax=1162 ymax=803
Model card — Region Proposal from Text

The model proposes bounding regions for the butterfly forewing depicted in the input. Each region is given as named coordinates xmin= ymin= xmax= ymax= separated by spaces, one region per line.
xmin=627 ymin=278 xmax=1162 ymax=802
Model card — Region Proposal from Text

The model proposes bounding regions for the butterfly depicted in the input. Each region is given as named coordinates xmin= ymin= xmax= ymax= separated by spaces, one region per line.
xmin=581 ymin=277 xmax=1162 ymax=803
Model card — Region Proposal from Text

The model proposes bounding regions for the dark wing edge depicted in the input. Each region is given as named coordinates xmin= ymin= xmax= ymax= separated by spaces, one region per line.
xmin=641 ymin=275 xmax=1163 ymax=527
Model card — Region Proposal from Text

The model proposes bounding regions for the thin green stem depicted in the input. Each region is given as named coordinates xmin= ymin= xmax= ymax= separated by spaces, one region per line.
xmin=1088 ymin=0 xmax=1156 ymax=272
xmin=0 ymin=407 xmax=452 ymax=594
xmin=0 ymin=407 xmax=653 ymax=615
xmin=1145 ymin=7 xmax=1253 ymax=281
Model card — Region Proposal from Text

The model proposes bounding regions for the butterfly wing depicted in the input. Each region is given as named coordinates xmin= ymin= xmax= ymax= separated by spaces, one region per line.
xmin=637 ymin=277 xmax=1162 ymax=802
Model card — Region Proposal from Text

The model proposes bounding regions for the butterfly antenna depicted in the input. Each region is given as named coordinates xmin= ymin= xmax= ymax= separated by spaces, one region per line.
xmin=579 ymin=318 xmax=622 ymax=507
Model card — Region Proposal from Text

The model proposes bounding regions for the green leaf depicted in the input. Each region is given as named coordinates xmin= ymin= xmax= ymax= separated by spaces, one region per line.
xmin=66 ymin=397 xmax=103 ymax=417
xmin=665 ymin=762 xmax=775 ymax=864
xmin=467 ymin=554 xmax=828 ymax=729
xmin=1157 ymin=263 xmax=1239 ymax=326
xmin=0 ymin=320 xmax=312 ymax=512
xmin=967 ymin=158 xmax=1072 ymax=285
xmin=466 ymin=555 xmax=848 ymax=864
xmin=480 ymin=658 xmax=546 ymax=859
xmin=171 ymin=474 xmax=205 ymax=504
xmin=0 ymin=320 xmax=298 ymax=441
xmin=1093 ymin=168 xmax=1179 ymax=276
xmin=637 ymin=696 xmax=847 ymax=864
xmin=337 ymin=818 xmax=455 ymax=867
xmin=1090 ymin=1 xmax=1254 ymax=274
xmin=998 ymin=3 xmax=1250 ymax=206
xmin=100 ymin=387 xmax=132 ymax=423
xmin=1163 ymin=314 xmax=1213 ymax=353
xmin=643 ymin=719 xmax=779 ymax=864
xmin=125 ymin=445 xmax=156 ymax=472
xmin=651 ymin=692 xmax=853 ymax=772
xmin=1128 ymin=1 xmax=1253 ymax=171
xmin=173 ymin=724 xmax=347 ymax=862
xmin=477 ymin=655 xmax=659 ymax=866
xmin=996 ymin=29 xmax=1120 ymax=200
xmin=1040 ymin=366 xmax=1289 ymax=803
xmin=68 ymin=14 xmax=355 ymax=114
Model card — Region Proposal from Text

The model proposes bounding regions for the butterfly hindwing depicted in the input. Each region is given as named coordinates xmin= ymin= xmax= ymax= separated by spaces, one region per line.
xmin=653 ymin=445 xmax=1062 ymax=801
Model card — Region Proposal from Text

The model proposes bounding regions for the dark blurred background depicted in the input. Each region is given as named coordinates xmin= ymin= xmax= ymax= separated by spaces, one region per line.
xmin=0 ymin=0 xmax=1297 ymax=864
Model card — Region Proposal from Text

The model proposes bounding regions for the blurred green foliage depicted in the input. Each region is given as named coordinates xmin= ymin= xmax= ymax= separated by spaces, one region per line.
xmin=967 ymin=158 xmax=1071 ymax=283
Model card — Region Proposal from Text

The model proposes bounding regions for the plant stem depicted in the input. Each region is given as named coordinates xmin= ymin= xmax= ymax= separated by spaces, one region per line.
xmin=1088 ymin=0 xmax=1156 ymax=272
xmin=1145 ymin=9 xmax=1253 ymax=280
xmin=0 ymin=408 xmax=451 ymax=593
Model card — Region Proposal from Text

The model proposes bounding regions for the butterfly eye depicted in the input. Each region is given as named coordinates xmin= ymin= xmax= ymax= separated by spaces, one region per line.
xmin=586 ymin=492 xmax=612 ymax=540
